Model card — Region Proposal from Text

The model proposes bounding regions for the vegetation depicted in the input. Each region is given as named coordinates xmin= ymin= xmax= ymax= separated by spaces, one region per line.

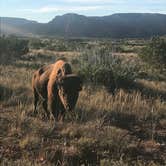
xmin=0 ymin=37 xmax=166 ymax=165
xmin=140 ymin=37 xmax=166 ymax=72
xmin=0 ymin=36 xmax=29 ymax=64
xmin=78 ymin=47 xmax=141 ymax=91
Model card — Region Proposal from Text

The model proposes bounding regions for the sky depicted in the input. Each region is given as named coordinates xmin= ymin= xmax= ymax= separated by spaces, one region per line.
xmin=0 ymin=0 xmax=166 ymax=23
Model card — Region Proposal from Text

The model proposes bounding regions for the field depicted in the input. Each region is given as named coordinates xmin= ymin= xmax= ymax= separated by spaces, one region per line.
xmin=0 ymin=37 xmax=166 ymax=165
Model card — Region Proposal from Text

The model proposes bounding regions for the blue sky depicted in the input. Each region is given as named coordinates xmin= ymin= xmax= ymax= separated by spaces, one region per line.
xmin=0 ymin=0 xmax=166 ymax=22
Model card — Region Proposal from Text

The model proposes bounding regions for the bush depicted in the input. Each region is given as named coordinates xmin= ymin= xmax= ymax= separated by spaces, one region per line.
xmin=140 ymin=37 xmax=166 ymax=72
xmin=111 ymin=58 xmax=140 ymax=89
xmin=29 ymin=38 xmax=45 ymax=49
xmin=0 ymin=36 xmax=29 ymax=64
xmin=78 ymin=47 xmax=140 ymax=91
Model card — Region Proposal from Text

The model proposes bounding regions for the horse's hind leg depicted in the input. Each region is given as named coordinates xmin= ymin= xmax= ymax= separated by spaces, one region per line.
xmin=33 ymin=89 xmax=39 ymax=115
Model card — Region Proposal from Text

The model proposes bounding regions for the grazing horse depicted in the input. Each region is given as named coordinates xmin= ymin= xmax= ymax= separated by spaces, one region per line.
xmin=32 ymin=60 xmax=82 ymax=121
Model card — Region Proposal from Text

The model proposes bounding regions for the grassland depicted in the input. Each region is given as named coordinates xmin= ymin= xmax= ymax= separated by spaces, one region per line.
xmin=0 ymin=38 xmax=166 ymax=165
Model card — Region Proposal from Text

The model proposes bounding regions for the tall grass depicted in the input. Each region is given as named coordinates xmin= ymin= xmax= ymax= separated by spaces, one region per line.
xmin=0 ymin=38 xmax=166 ymax=165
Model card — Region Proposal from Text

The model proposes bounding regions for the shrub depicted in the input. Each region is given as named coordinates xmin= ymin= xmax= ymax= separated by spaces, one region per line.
xmin=29 ymin=38 xmax=45 ymax=49
xmin=78 ymin=47 xmax=140 ymax=91
xmin=0 ymin=36 xmax=29 ymax=64
xmin=140 ymin=37 xmax=166 ymax=72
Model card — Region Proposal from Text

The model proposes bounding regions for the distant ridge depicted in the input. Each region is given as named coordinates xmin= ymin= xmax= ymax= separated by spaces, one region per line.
xmin=1 ymin=13 xmax=166 ymax=38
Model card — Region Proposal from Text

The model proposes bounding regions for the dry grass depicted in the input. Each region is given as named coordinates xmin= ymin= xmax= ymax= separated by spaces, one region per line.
xmin=30 ymin=49 xmax=80 ymax=61
xmin=137 ymin=79 xmax=166 ymax=94
xmin=0 ymin=49 xmax=166 ymax=165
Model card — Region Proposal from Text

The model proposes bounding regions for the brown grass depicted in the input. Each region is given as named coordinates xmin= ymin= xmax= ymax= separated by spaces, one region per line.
xmin=0 ymin=49 xmax=166 ymax=165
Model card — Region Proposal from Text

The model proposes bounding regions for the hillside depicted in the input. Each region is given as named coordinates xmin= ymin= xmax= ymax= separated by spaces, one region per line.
xmin=1 ymin=13 xmax=166 ymax=38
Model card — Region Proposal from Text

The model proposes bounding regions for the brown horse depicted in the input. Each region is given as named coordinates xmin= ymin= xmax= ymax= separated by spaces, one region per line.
xmin=32 ymin=60 xmax=82 ymax=121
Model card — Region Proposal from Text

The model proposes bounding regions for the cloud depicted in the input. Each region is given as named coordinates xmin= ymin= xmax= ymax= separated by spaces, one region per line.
xmin=19 ymin=5 xmax=102 ymax=13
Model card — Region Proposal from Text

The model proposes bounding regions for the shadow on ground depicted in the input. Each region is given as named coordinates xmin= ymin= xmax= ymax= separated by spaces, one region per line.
xmin=113 ymin=80 xmax=166 ymax=101
xmin=101 ymin=111 xmax=166 ymax=143
xmin=0 ymin=84 xmax=13 ymax=101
